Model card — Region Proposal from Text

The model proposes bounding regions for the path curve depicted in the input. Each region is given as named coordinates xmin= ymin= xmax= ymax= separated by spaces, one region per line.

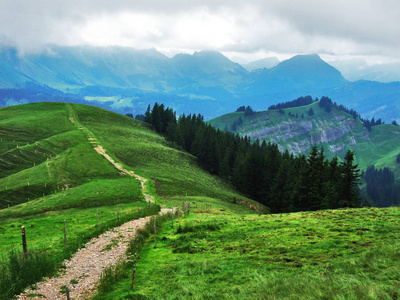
xmin=65 ymin=104 xmax=154 ymax=203
xmin=17 ymin=209 xmax=171 ymax=300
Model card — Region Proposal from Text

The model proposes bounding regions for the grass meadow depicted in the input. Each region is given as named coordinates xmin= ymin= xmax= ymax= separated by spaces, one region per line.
xmin=95 ymin=205 xmax=400 ymax=300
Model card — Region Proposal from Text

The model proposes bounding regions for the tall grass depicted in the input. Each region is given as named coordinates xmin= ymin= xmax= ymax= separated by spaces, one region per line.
xmin=94 ymin=210 xmax=176 ymax=297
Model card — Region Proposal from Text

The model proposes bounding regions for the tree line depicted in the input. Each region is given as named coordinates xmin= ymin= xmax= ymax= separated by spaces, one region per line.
xmin=143 ymin=103 xmax=362 ymax=213
xmin=268 ymin=95 xmax=399 ymax=133
xmin=362 ymin=166 xmax=400 ymax=207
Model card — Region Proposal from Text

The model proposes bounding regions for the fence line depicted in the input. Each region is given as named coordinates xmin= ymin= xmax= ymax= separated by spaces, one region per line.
xmin=0 ymin=203 xmax=159 ymax=257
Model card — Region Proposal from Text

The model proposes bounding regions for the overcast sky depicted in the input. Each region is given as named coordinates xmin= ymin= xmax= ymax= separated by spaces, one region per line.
xmin=1 ymin=0 xmax=399 ymax=64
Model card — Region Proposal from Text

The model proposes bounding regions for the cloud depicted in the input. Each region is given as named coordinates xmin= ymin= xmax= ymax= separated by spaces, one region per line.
xmin=0 ymin=0 xmax=399 ymax=61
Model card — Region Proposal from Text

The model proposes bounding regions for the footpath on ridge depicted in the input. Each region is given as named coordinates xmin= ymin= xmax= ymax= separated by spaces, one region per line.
xmin=17 ymin=104 xmax=169 ymax=299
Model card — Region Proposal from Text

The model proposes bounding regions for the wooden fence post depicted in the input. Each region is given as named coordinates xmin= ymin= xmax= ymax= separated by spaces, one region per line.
xmin=65 ymin=286 xmax=70 ymax=300
xmin=171 ymin=208 xmax=174 ymax=229
xmin=64 ymin=220 xmax=67 ymax=248
xmin=154 ymin=217 xmax=157 ymax=248
xmin=131 ymin=236 xmax=139 ymax=289
xmin=21 ymin=226 xmax=27 ymax=255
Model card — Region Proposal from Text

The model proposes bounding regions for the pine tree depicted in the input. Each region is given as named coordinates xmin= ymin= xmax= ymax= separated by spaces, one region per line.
xmin=339 ymin=150 xmax=361 ymax=207
xmin=144 ymin=104 xmax=152 ymax=124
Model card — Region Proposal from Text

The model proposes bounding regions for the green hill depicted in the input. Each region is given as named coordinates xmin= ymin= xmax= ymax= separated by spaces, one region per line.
xmin=0 ymin=102 xmax=255 ymax=243
xmin=209 ymin=101 xmax=400 ymax=179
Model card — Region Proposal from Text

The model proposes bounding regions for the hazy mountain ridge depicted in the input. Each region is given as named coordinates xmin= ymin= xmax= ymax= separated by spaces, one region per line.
xmin=1 ymin=46 xmax=400 ymax=121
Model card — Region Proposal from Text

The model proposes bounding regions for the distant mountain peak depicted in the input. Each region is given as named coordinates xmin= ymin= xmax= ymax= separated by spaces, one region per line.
xmin=264 ymin=53 xmax=346 ymax=88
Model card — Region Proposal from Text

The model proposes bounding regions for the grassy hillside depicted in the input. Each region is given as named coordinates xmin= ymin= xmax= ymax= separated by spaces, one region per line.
xmin=209 ymin=102 xmax=400 ymax=177
xmin=0 ymin=102 xmax=255 ymax=250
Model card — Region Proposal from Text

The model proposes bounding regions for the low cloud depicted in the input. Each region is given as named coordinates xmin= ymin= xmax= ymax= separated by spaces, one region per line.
xmin=1 ymin=0 xmax=399 ymax=62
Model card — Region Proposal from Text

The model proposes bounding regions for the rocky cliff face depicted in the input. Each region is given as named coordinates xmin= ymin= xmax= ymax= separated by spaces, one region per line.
xmin=241 ymin=113 xmax=370 ymax=156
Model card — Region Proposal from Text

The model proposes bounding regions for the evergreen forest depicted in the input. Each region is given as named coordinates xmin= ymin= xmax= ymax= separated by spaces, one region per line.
xmin=362 ymin=166 xmax=400 ymax=207
xmin=143 ymin=103 xmax=361 ymax=213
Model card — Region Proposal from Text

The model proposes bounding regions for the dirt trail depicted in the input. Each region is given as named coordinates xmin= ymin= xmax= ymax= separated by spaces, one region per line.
xmin=65 ymin=103 xmax=153 ymax=202
xmin=17 ymin=209 xmax=171 ymax=300
xmin=17 ymin=104 xmax=164 ymax=299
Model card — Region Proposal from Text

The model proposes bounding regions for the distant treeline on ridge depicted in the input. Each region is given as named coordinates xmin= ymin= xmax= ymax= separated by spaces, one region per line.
xmin=268 ymin=95 xmax=398 ymax=132
xmin=142 ymin=103 xmax=362 ymax=213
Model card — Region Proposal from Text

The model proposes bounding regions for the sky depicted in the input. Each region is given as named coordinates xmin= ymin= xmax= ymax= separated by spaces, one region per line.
xmin=1 ymin=0 xmax=400 ymax=64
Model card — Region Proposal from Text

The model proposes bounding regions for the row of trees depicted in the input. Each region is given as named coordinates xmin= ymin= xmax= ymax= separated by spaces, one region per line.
xmin=362 ymin=166 xmax=400 ymax=207
xmin=143 ymin=103 xmax=362 ymax=213
xmin=268 ymin=96 xmax=315 ymax=110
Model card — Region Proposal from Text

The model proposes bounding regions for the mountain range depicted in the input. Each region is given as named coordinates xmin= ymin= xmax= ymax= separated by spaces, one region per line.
xmin=1 ymin=46 xmax=400 ymax=122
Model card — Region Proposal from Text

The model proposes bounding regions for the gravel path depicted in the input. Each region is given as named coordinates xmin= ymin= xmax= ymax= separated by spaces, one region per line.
xmin=17 ymin=208 xmax=171 ymax=300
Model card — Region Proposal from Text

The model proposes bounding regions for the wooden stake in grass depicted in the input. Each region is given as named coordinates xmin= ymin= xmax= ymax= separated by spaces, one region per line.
xmin=64 ymin=220 xmax=67 ymax=248
xmin=131 ymin=236 xmax=139 ymax=289
xmin=65 ymin=286 xmax=70 ymax=300
xmin=154 ymin=217 xmax=157 ymax=248
xmin=21 ymin=226 xmax=27 ymax=255
xmin=96 ymin=209 xmax=99 ymax=231
xmin=172 ymin=208 xmax=174 ymax=229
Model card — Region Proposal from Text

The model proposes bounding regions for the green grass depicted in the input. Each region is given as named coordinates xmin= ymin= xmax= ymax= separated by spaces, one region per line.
xmin=95 ymin=206 xmax=400 ymax=299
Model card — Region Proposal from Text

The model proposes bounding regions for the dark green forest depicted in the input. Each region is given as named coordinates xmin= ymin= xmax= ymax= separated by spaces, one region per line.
xmin=143 ymin=103 xmax=361 ymax=213
xmin=362 ymin=166 xmax=400 ymax=207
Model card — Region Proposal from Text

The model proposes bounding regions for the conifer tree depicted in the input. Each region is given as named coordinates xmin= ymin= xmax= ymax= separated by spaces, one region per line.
xmin=144 ymin=104 xmax=152 ymax=124
xmin=339 ymin=150 xmax=361 ymax=207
